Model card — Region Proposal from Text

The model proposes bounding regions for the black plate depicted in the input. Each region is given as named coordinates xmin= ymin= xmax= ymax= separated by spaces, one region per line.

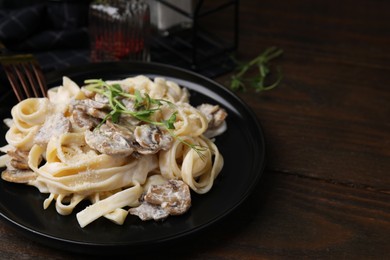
xmin=0 ymin=62 xmax=265 ymax=254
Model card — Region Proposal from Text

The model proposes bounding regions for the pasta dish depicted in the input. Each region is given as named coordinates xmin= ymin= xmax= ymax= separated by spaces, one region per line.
xmin=0 ymin=75 xmax=227 ymax=228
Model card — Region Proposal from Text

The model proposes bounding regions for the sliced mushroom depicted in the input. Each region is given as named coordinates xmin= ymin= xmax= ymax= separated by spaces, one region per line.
xmin=129 ymin=180 xmax=191 ymax=221
xmin=85 ymin=122 xmax=135 ymax=156
xmin=72 ymin=109 xmax=101 ymax=130
xmin=1 ymin=169 xmax=37 ymax=183
xmin=7 ymin=149 xmax=30 ymax=170
xmin=2 ymin=149 xmax=37 ymax=183
xmin=134 ymin=124 xmax=173 ymax=154
xmin=93 ymin=93 xmax=109 ymax=104
xmin=197 ymin=104 xmax=228 ymax=138
xmin=144 ymin=179 xmax=191 ymax=215
xmin=71 ymin=99 xmax=108 ymax=119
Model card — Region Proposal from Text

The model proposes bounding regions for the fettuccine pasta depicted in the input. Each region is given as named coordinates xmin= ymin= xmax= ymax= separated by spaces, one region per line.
xmin=0 ymin=75 xmax=227 ymax=227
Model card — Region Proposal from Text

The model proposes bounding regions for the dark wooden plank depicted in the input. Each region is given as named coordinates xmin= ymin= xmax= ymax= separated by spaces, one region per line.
xmin=218 ymin=172 xmax=390 ymax=259
xmin=180 ymin=172 xmax=390 ymax=259
xmin=239 ymin=55 xmax=390 ymax=188
xmin=214 ymin=0 xmax=390 ymax=189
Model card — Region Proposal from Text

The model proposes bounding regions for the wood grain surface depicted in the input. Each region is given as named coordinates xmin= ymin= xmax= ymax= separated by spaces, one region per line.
xmin=0 ymin=0 xmax=389 ymax=259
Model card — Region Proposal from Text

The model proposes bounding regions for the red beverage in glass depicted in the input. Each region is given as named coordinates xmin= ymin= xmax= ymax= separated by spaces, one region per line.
xmin=89 ymin=0 xmax=150 ymax=62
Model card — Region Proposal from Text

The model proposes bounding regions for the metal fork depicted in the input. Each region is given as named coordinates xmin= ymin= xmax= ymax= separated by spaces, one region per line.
xmin=0 ymin=53 xmax=47 ymax=101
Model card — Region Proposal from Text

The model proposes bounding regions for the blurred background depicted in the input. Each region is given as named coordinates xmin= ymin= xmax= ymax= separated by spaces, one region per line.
xmin=0 ymin=0 xmax=238 ymax=78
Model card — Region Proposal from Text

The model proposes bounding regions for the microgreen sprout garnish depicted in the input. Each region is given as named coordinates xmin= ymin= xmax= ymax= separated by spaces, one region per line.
xmin=84 ymin=79 xmax=208 ymax=158
xmin=84 ymin=79 xmax=174 ymax=125
xmin=230 ymin=46 xmax=283 ymax=92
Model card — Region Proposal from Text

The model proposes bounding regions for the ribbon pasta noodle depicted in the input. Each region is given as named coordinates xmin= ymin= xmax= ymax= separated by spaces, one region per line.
xmin=0 ymin=75 xmax=227 ymax=228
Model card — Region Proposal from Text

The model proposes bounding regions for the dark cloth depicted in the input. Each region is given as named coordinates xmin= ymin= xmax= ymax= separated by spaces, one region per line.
xmin=0 ymin=1 xmax=91 ymax=72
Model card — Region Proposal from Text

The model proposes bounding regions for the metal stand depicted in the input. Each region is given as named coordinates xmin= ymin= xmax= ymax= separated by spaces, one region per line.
xmin=150 ymin=0 xmax=239 ymax=77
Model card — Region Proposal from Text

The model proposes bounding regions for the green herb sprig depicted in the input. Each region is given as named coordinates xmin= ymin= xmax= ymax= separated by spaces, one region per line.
xmin=84 ymin=79 xmax=176 ymax=130
xmin=165 ymin=127 xmax=209 ymax=160
xmin=230 ymin=46 xmax=283 ymax=92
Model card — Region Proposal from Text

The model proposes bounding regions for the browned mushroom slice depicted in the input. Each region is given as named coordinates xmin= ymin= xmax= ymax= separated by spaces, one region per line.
xmin=72 ymin=109 xmax=101 ymax=130
xmin=134 ymin=124 xmax=173 ymax=154
xmin=71 ymin=99 xmax=108 ymax=119
xmin=144 ymin=180 xmax=191 ymax=215
xmin=93 ymin=93 xmax=109 ymax=104
xmin=7 ymin=149 xmax=30 ymax=170
xmin=85 ymin=123 xmax=135 ymax=156
xmin=197 ymin=104 xmax=228 ymax=138
xmin=1 ymin=169 xmax=37 ymax=183
xmin=129 ymin=180 xmax=191 ymax=221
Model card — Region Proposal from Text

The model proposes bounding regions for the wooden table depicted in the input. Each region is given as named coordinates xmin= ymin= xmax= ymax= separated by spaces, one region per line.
xmin=0 ymin=0 xmax=389 ymax=258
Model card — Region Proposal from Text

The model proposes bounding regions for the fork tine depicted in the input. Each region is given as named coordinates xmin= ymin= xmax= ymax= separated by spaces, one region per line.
xmin=1 ymin=54 xmax=47 ymax=101
xmin=13 ymin=63 xmax=34 ymax=99
xmin=31 ymin=60 xmax=47 ymax=98
xmin=21 ymin=62 xmax=39 ymax=98
xmin=19 ymin=59 xmax=47 ymax=98
xmin=3 ymin=63 xmax=26 ymax=101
